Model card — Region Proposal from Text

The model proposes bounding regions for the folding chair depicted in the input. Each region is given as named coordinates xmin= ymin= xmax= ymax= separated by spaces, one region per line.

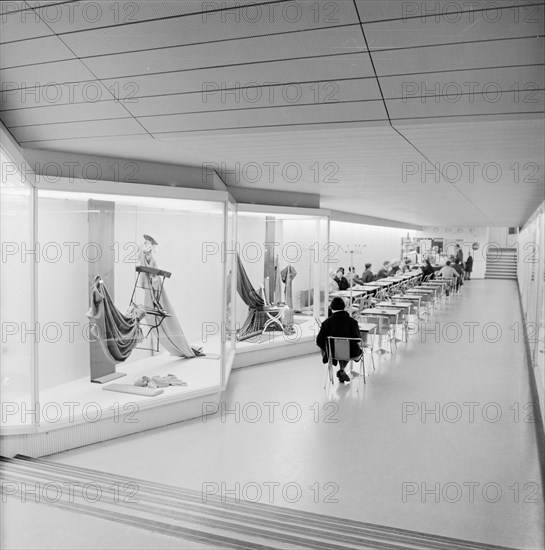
xmin=361 ymin=315 xmax=396 ymax=354
xmin=324 ymin=336 xmax=366 ymax=389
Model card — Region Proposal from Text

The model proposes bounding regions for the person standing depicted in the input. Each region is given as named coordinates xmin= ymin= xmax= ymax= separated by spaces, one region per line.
xmin=465 ymin=255 xmax=473 ymax=280
xmin=455 ymin=244 xmax=464 ymax=265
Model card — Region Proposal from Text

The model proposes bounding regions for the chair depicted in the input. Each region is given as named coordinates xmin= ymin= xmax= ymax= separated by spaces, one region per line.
xmin=352 ymin=295 xmax=373 ymax=319
xmin=324 ymin=336 xmax=366 ymax=389
xmin=360 ymin=315 xmax=396 ymax=354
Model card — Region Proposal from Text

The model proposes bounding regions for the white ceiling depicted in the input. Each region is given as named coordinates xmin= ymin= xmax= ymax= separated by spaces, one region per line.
xmin=1 ymin=0 xmax=543 ymax=227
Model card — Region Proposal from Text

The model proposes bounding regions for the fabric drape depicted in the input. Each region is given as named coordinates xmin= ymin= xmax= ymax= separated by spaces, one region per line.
xmin=281 ymin=265 xmax=297 ymax=308
xmin=86 ymin=277 xmax=144 ymax=364
xmin=274 ymin=255 xmax=282 ymax=304
xmin=236 ymin=253 xmax=264 ymax=309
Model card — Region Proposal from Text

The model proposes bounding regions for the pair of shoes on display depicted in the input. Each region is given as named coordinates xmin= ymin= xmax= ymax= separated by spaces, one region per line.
xmin=134 ymin=374 xmax=187 ymax=388
xmin=336 ymin=369 xmax=350 ymax=384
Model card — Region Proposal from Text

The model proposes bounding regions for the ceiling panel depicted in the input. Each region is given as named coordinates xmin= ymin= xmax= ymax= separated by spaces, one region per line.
xmin=363 ymin=3 xmax=544 ymax=49
xmin=386 ymin=91 xmax=545 ymax=121
xmin=60 ymin=1 xmax=358 ymax=58
xmin=372 ymin=37 xmax=545 ymax=76
xmin=0 ymin=5 xmax=55 ymax=42
xmin=1 ymin=99 xmax=132 ymax=127
xmin=354 ymin=0 xmax=539 ymax=24
xmin=13 ymin=117 xmax=147 ymax=143
xmin=0 ymin=35 xmax=74 ymax=67
xmin=0 ymin=78 xmax=121 ymax=110
xmin=0 ymin=1 xmax=26 ymax=15
xmin=102 ymin=54 xmax=375 ymax=100
xmin=83 ymin=25 xmax=367 ymax=79
xmin=143 ymin=102 xmax=388 ymax=134
xmin=0 ymin=59 xmax=100 ymax=90
xmin=44 ymin=0 xmax=249 ymax=34
xmin=126 ymin=78 xmax=380 ymax=117
xmin=381 ymin=65 xmax=545 ymax=100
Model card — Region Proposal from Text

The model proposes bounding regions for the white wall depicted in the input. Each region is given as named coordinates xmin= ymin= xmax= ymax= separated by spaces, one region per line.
xmin=420 ymin=226 xmax=489 ymax=279
xmin=329 ymin=221 xmax=421 ymax=276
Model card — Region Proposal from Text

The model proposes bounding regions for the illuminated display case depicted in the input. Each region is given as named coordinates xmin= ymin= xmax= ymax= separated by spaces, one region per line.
xmin=1 ymin=168 xmax=236 ymax=433
xmin=235 ymin=205 xmax=329 ymax=358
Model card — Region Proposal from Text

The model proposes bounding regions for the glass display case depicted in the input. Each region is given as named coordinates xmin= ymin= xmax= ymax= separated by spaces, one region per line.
xmin=2 ymin=164 xmax=234 ymax=431
xmin=235 ymin=205 xmax=329 ymax=351
xmin=1 ymin=145 xmax=36 ymax=431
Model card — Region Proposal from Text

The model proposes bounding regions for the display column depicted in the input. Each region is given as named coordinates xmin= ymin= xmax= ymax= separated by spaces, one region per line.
xmin=88 ymin=199 xmax=122 ymax=383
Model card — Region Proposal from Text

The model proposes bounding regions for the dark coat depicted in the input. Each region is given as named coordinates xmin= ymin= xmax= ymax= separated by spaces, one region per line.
xmin=465 ymin=256 xmax=473 ymax=272
xmin=334 ymin=276 xmax=349 ymax=291
xmin=361 ymin=270 xmax=374 ymax=283
xmin=376 ymin=267 xmax=389 ymax=280
xmin=316 ymin=311 xmax=362 ymax=364
xmin=422 ymin=263 xmax=435 ymax=278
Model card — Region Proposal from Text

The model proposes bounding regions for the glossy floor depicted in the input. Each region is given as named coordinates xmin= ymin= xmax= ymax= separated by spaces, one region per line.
xmin=2 ymin=280 xmax=543 ymax=549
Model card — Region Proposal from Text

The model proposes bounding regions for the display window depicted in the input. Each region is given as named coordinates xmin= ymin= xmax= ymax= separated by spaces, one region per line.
xmin=235 ymin=206 xmax=329 ymax=351
xmin=1 ymin=146 xmax=36 ymax=429
xmin=2 ymin=171 xmax=234 ymax=431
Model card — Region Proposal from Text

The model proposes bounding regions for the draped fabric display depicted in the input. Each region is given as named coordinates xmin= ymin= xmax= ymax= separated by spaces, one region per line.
xmin=281 ymin=265 xmax=297 ymax=308
xmin=274 ymin=255 xmax=282 ymax=305
xmin=86 ymin=277 xmax=144 ymax=364
xmin=236 ymin=253 xmax=265 ymax=309
xmin=281 ymin=265 xmax=297 ymax=333
xmin=236 ymin=253 xmax=267 ymax=341
xmin=138 ymin=243 xmax=204 ymax=358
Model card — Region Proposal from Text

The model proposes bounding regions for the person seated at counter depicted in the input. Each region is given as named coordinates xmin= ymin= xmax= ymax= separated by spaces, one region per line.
xmin=375 ymin=261 xmax=391 ymax=280
xmin=334 ymin=268 xmax=350 ymax=291
xmin=437 ymin=261 xmax=460 ymax=294
xmin=316 ymin=297 xmax=362 ymax=384
xmin=422 ymin=258 xmax=435 ymax=279
xmin=453 ymin=259 xmax=464 ymax=290
xmin=347 ymin=266 xmax=364 ymax=286
xmin=328 ymin=269 xmax=340 ymax=293
xmin=390 ymin=260 xmax=402 ymax=275
xmin=402 ymin=259 xmax=413 ymax=272
xmin=361 ymin=263 xmax=374 ymax=283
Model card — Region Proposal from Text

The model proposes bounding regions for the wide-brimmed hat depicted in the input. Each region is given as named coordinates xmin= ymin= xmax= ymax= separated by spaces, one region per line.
xmin=143 ymin=234 xmax=158 ymax=245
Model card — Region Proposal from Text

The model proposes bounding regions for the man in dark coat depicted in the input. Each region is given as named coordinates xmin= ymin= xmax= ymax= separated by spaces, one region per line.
xmin=361 ymin=263 xmax=374 ymax=283
xmin=464 ymin=255 xmax=473 ymax=280
xmin=316 ymin=297 xmax=362 ymax=383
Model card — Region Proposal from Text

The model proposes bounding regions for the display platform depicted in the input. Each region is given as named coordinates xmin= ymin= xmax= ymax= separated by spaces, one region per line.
xmin=2 ymin=350 xmax=221 ymax=430
xmin=233 ymin=315 xmax=320 ymax=369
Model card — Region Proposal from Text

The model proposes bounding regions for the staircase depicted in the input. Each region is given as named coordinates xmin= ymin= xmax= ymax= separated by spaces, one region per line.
xmin=485 ymin=248 xmax=517 ymax=280
xmin=0 ymin=455 xmax=519 ymax=550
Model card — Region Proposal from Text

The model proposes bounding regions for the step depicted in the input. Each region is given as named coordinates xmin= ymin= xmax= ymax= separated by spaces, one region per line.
xmin=0 ymin=456 xmax=519 ymax=550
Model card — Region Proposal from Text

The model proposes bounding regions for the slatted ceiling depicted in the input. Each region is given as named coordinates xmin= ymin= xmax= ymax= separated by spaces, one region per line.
xmin=0 ymin=7 xmax=55 ymax=42
xmin=41 ymin=0 xmax=232 ymax=34
xmin=371 ymin=38 xmax=544 ymax=76
xmin=83 ymin=25 xmax=368 ymax=80
xmin=11 ymin=117 xmax=147 ymax=142
xmin=363 ymin=4 xmax=544 ymax=50
xmin=381 ymin=65 xmax=545 ymax=100
xmin=0 ymin=78 xmax=121 ymax=111
xmin=98 ymin=54 xmax=374 ymax=100
xmin=59 ymin=2 xmax=357 ymax=58
xmin=128 ymin=79 xmax=380 ymax=117
xmin=0 ymin=0 xmax=543 ymax=227
xmin=0 ymin=60 xmax=100 ymax=93
xmin=387 ymin=92 xmax=545 ymax=120
xmin=142 ymin=102 xmax=388 ymax=134
xmin=1 ymin=100 xmax=132 ymax=127
xmin=0 ymin=35 xmax=74 ymax=67
xmin=0 ymin=0 xmax=27 ymax=14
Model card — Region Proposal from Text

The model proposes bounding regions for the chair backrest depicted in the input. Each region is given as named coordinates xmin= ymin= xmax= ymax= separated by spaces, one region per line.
xmin=361 ymin=315 xmax=390 ymax=334
xmin=326 ymin=336 xmax=362 ymax=361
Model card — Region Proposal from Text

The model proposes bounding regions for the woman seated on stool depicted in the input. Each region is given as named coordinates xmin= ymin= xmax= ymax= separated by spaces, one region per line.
xmin=316 ymin=297 xmax=362 ymax=384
